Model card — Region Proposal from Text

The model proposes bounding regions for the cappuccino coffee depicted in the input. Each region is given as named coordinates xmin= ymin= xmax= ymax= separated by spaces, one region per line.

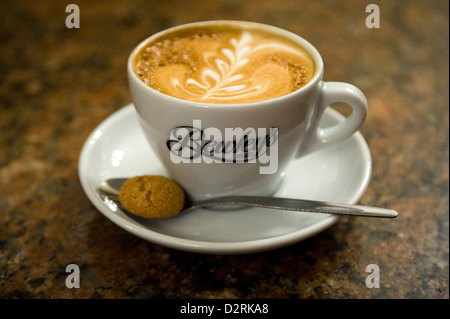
xmin=132 ymin=24 xmax=315 ymax=104
xmin=128 ymin=21 xmax=368 ymax=201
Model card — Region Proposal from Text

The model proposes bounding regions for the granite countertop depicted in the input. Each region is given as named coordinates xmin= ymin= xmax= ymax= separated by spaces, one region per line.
xmin=0 ymin=0 xmax=448 ymax=300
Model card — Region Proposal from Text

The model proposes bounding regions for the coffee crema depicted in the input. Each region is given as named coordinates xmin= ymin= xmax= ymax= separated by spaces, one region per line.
xmin=133 ymin=24 xmax=315 ymax=104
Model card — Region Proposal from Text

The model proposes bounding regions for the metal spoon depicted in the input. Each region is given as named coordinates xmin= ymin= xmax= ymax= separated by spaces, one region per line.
xmin=99 ymin=178 xmax=398 ymax=218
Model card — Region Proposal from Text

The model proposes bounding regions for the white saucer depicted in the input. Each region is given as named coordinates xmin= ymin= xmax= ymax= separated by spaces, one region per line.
xmin=79 ymin=104 xmax=372 ymax=254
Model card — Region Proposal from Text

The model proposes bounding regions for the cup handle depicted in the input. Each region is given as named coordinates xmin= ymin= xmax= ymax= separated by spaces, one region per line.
xmin=298 ymin=81 xmax=368 ymax=156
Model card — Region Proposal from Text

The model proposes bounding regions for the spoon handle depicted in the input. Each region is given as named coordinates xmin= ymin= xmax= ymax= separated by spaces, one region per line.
xmin=193 ymin=196 xmax=398 ymax=218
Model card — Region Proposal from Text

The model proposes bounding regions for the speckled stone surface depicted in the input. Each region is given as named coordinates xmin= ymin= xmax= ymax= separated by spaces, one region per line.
xmin=0 ymin=0 xmax=448 ymax=299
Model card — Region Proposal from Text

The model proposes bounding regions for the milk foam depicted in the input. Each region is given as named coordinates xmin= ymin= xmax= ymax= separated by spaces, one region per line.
xmin=134 ymin=26 xmax=315 ymax=103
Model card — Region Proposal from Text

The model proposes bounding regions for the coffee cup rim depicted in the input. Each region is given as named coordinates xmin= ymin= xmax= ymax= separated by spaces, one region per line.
xmin=128 ymin=20 xmax=324 ymax=108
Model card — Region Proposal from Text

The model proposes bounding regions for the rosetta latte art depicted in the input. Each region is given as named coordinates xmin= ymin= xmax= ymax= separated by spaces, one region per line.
xmin=134 ymin=26 xmax=315 ymax=104
xmin=175 ymin=32 xmax=290 ymax=102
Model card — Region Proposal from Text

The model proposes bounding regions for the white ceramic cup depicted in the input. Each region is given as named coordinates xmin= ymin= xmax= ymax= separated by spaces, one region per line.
xmin=128 ymin=21 xmax=368 ymax=201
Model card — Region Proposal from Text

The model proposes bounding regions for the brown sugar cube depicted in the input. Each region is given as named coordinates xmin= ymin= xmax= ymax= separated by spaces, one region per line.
xmin=118 ymin=175 xmax=185 ymax=218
